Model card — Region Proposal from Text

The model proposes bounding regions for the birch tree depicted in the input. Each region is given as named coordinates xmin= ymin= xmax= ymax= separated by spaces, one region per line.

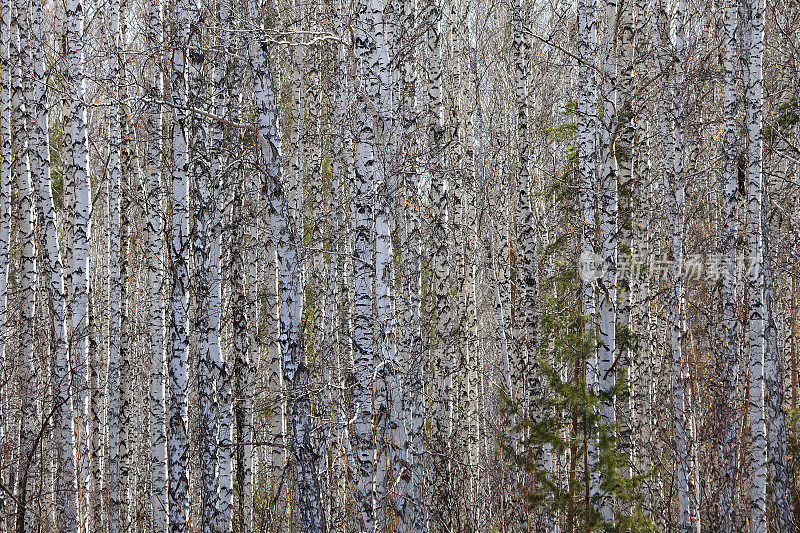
xmin=250 ymin=23 xmax=326 ymax=530
xmin=744 ymin=0 xmax=768 ymax=529
xmin=0 ymin=0 xmax=798 ymax=531
xmin=719 ymin=0 xmax=739 ymax=529
xmin=353 ymin=0 xmax=379 ymax=527
xmin=168 ymin=0 xmax=191 ymax=525
xmin=187 ymin=1 xmax=222 ymax=528
xmin=27 ymin=0 xmax=79 ymax=525
xmin=145 ymin=0 xmax=168 ymax=528
xmin=0 ymin=2 xmax=9 ymax=526
xmin=64 ymin=0 xmax=92 ymax=520
xmin=11 ymin=0 xmax=38 ymax=527
xmin=577 ymin=0 xmax=601 ymax=517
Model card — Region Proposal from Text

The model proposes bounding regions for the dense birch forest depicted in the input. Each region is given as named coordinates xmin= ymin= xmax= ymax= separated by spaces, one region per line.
xmin=1 ymin=0 xmax=800 ymax=529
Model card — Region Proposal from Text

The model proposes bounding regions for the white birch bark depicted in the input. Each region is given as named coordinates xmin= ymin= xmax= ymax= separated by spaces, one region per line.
xmin=485 ymin=209 xmax=512 ymax=400
xmin=424 ymin=0 xmax=454 ymax=521
xmin=88 ymin=281 xmax=104 ymax=530
xmin=10 ymin=1 xmax=37 ymax=529
xmin=651 ymin=2 xmax=697 ymax=528
xmin=465 ymin=5 xmax=481 ymax=513
xmin=215 ymin=4 xmax=235 ymax=530
xmin=597 ymin=0 xmax=617 ymax=420
xmin=216 ymin=14 xmax=247 ymax=533
xmin=263 ymin=109 xmax=285 ymax=496
xmin=719 ymin=1 xmax=739 ymax=529
xmin=187 ymin=3 xmax=220 ymax=529
xmin=577 ymin=0 xmax=601 ymax=515
xmin=512 ymin=0 xmax=539 ymax=411
xmin=327 ymin=15 xmax=355 ymax=522
xmin=145 ymin=0 xmax=167 ymax=528
xmin=168 ymin=0 xmax=191 ymax=526
xmin=396 ymin=0 xmax=423 ymax=527
xmin=371 ymin=0 xmax=403 ymax=525
xmin=353 ymin=0 xmax=379 ymax=527
xmin=116 ymin=7 xmax=133 ymax=522
xmin=745 ymin=0 xmax=767 ymax=529
xmin=0 ymin=2 xmax=10 ymax=528
xmin=615 ymin=0 xmax=635 ymax=482
xmin=597 ymin=0 xmax=618 ymax=522
xmin=250 ymin=28 xmax=326 ymax=533
xmin=763 ymin=190 xmax=794 ymax=531
xmin=26 ymin=0 xmax=79 ymax=525
xmin=320 ymin=6 xmax=347 ymax=523
xmin=12 ymin=22 xmax=38 ymax=520
xmin=64 ymin=0 xmax=91 ymax=521
xmin=288 ymin=3 xmax=303 ymax=239
xmin=106 ymin=0 xmax=123 ymax=526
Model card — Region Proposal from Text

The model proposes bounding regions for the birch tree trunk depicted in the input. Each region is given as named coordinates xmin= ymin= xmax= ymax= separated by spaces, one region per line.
xmin=12 ymin=105 xmax=38 ymax=533
xmin=396 ymin=0 xmax=424 ymax=527
xmin=187 ymin=3 xmax=221 ymax=529
xmin=353 ymin=0 xmax=379 ymax=527
xmin=577 ymin=0 xmax=601 ymax=516
xmin=0 ymin=0 xmax=10 ymax=527
xmin=744 ymin=0 xmax=767 ymax=529
xmin=424 ymin=0 xmax=455 ymax=520
xmin=145 ymin=0 xmax=168 ymax=527
xmin=116 ymin=6 xmax=133 ymax=522
xmin=652 ymin=1 xmax=697 ymax=528
xmin=371 ymin=0 xmax=404 ymax=525
xmin=215 ymin=3 xmax=235 ymax=530
xmin=250 ymin=26 xmax=326 ymax=533
xmin=64 ymin=0 xmax=91 ymax=521
xmin=763 ymin=187 xmax=794 ymax=531
xmin=512 ymin=0 xmax=540 ymax=416
xmin=106 ymin=0 xmax=123 ymax=526
xmin=27 ymin=0 xmax=79 ymax=525
xmin=88 ymin=283 xmax=104 ymax=530
xmin=376 ymin=72 xmax=404 ymax=533
xmin=327 ymin=9 xmax=352 ymax=523
xmin=168 ymin=0 xmax=191 ymax=526
xmin=597 ymin=0 xmax=618 ymax=523
xmin=10 ymin=1 xmax=38 ymax=528
xmin=615 ymin=0 xmax=635 ymax=483
xmin=598 ymin=0 xmax=617 ymax=429
xmin=719 ymin=1 xmax=739 ymax=529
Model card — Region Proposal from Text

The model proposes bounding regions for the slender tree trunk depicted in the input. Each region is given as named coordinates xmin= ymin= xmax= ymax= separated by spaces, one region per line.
xmin=145 ymin=0 xmax=167 ymax=528
xmin=763 ymin=185 xmax=794 ymax=531
xmin=64 ymin=0 xmax=91 ymax=522
xmin=250 ymin=25 xmax=326 ymax=533
xmin=106 ymin=0 xmax=123 ymax=527
xmin=719 ymin=1 xmax=739 ymax=529
xmin=352 ymin=0 xmax=380 ymax=527
xmin=512 ymin=0 xmax=539 ymax=413
xmin=652 ymin=1 xmax=697 ymax=528
xmin=396 ymin=0 xmax=423 ymax=527
xmin=116 ymin=5 xmax=133 ymax=523
xmin=0 ymin=1 xmax=11 ymax=528
xmin=88 ymin=283 xmax=104 ymax=531
xmin=12 ymin=121 xmax=37 ymax=533
xmin=10 ymin=1 xmax=37 ymax=528
xmin=577 ymin=0 xmax=601 ymax=517
xmin=215 ymin=3 xmax=235 ymax=530
xmin=372 ymin=0 xmax=403 ymax=526
xmin=615 ymin=0 xmax=636 ymax=485
xmin=597 ymin=0 xmax=619 ymax=523
xmin=168 ymin=0 xmax=191 ymax=526
xmin=187 ymin=4 xmax=220 ymax=529
xmin=744 ymin=0 xmax=767 ymax=530
xmin=27 ymin=0 xmax=79 ymax=525
xmin=424 ymin=0 xmax=454 ymax=521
